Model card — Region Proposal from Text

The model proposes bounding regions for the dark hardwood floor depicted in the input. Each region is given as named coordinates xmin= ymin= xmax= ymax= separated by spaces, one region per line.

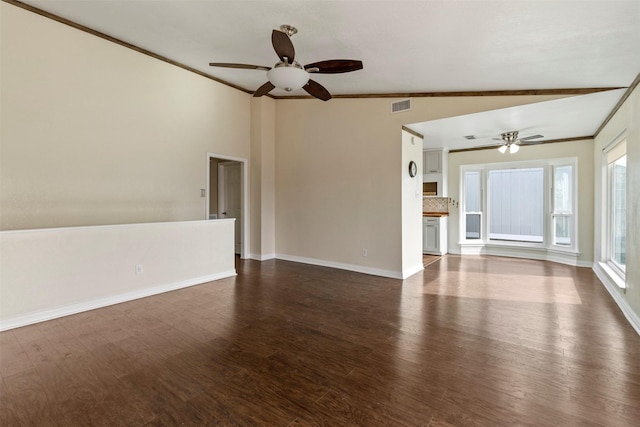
xmin=1 ymin=255 xmax=639 ymax=426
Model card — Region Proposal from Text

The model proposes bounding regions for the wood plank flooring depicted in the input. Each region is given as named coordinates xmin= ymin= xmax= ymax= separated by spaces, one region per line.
xmin=1 ymin=255 xmax=639 ymax=426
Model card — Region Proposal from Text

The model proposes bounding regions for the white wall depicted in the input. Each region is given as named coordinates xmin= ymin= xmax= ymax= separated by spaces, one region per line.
xmin=447 ymin=140 xmax=595 ymax=266
xmin=0 ymin=220 xmax=236 ymax=330
xmin=593 ymin=83 xmax=640 ymax=333
xmin=0 ymin=3 xmax=251 ymax=230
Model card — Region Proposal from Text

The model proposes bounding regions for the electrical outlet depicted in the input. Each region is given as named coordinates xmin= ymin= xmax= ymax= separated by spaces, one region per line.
xmin=362 ymin=248 xmax=368 ymax=257
xmin=135 ymin=264 xmax=144 ymax=275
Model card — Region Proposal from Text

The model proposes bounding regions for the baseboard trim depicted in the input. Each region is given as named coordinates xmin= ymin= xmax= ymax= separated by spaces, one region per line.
xmin=593 ymin=263 xmax=640 ymax=336
xmin=249 ymin=253 xmax=276 ymax=261
xmin=453 ymin=245 xmax=588 ymax=267
xmin=402 ymin=263 xmax=425 ymax=279
xmin=276 ymin=254 xmax=403 ymax=279
xmin=0 ymin=271 xmax=237 ymax=332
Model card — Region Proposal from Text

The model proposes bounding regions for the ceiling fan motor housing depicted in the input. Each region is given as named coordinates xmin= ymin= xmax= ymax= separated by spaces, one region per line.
xmin=501 ymin=131 xmax=519 ymax=143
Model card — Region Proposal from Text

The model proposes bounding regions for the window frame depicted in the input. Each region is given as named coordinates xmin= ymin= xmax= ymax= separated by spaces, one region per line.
xmin=460 ymin=158 xmax=578 ymax=254
xmin=463 ymin=169 xmax=484 ymax=241
xmin=551 ymin=163 xmax=576 ymax=248
xmin=603 ymin=137 xmax=627 ymax=284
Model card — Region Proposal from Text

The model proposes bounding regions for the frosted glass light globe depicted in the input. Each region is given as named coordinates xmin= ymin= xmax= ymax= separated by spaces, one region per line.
xmin=267 ymin=65 xmax=309 ymax=91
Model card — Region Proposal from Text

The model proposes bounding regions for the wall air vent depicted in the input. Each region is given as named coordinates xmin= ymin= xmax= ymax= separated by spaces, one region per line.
xmin=391 ymin=98 xmax=411 ymax=113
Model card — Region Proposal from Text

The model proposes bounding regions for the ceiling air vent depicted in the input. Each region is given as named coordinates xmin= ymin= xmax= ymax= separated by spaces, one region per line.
xmin=391 ymin=98 xmax=411 ymax=113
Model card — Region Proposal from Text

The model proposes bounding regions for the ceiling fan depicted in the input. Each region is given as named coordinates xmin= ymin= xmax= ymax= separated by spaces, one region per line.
xmin=494 ymin=131 xmax=544 ymax=153
xmin=209 ymin=25 xmax=363 ymax=101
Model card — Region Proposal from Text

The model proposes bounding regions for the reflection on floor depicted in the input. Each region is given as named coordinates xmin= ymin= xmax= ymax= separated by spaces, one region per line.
xmin=413 ymin=255 xmax=582 ymax=304
xmin=423 ymin=254 xmax=442 ymax=267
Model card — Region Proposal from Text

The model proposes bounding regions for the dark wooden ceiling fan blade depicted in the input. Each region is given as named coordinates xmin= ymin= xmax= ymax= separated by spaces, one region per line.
xmin=209 ymin=62 xmax=271 ymax=71
xmin=519 ymin=134 xmax=544 ymax=141
xmin=303 ymin=79 xmax=332 ymax=101
xmin=305 ymin=59 xmax=363 ymax=74
xmin=272 ymin=30 xmax=295 ymax=62
xmin=253 ymin=81 xmax=275 ymax=97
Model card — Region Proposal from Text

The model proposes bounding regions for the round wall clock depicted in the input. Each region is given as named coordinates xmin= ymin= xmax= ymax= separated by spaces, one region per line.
xmin=408 ymin=161 xmax=417 ymax=177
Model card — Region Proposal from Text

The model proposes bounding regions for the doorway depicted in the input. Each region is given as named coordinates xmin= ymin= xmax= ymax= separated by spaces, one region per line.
xmin=206 ymin=153 xmax=249 ymax=258
xmin=219 ymin=161 xmax=241 ymax=254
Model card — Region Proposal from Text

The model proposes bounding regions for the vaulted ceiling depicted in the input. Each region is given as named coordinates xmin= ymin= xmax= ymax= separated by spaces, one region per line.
xmin=12 ymin=0 xmax=640 ymax=149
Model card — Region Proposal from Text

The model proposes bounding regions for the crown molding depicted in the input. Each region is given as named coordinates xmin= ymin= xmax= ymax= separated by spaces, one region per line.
xmin=448 ymin=136 xmax=594 ymax=153
xmin=402 ymin=126 xmax=424 ymax=139
xmin=272 ymin=87 xmax=623 ymax=100
xmin=593 ymin=72 xmax=640 ymax=138
xmin=2 ymin=0 xmax=252 ymax=94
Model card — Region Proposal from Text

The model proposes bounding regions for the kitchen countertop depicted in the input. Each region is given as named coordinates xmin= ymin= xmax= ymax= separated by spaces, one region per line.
xmin=423 ymin=212 xmax=449 ymax=217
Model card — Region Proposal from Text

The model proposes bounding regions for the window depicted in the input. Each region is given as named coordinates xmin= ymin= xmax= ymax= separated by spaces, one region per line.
xmin=605 ymin=139 xmax=626 ymax=279
xmin=461 ymin=158 xmax=577 ymax=253
xmin=552 ymin=165 xmax=573 ymax=246
xmin=464 ymin=170 xmax=482 ymax=239
xmin=610 ymin=155 xmax=626 ymax=267
xmin=488 ymin=168 xmax=544 ymax=243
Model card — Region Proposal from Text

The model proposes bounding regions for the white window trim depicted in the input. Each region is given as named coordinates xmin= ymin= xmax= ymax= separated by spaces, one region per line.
xmin=460 ymin=158 xmax=579 ymax=262
xmin=550 ymin=160 xmax=578 ymax=252
xmin=602 ymin=133 xmax=627 ymax=287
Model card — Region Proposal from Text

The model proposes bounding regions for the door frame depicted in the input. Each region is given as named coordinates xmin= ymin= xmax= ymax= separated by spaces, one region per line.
xmin=206 ymin=152 xmax=249 ymax=259
xmin=218 ymin=161 xmax=241 ymax=254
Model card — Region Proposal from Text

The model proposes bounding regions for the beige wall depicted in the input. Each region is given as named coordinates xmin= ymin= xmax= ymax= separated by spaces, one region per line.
xmin=250 ymin=97 xmax=276 ymax=259
xmin=1 ymin=1 xmax=591 ymax=279
xmin=274 ymin=95 xmax=573 ymax=277
xmin=0 ymin=3 xmax=250 ymax=230
xmin=594 ymin=83 xmax=640 ymax=329
xmin=447 ymin=139 xmax=595 ymax=265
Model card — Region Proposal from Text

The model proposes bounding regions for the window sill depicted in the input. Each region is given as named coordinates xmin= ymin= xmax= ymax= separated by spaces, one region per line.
xmin=460 ymin=240 xmax=579 ymax=254
xmin=597 ymin=262 xmax=626 ymax=289
xmin=457 ymin=241 xmax=583 ymax=266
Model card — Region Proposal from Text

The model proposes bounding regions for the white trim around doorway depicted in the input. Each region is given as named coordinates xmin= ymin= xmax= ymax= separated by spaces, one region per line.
xmin=206 ymin=153 xmax=250 ymax=259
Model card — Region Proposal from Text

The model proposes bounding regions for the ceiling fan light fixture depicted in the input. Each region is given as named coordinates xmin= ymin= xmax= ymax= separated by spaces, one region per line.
xmin=498 ymin=144 xmax=508 ymax=154
xmin=509 ymin=143 xmax=520 ymax=153
xmin=267 ymin=63 xmax=309 ymax=91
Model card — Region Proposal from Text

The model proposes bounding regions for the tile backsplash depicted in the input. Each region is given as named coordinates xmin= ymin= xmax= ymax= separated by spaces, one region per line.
xmin=423 ymin=196 xmax=449 ymax=213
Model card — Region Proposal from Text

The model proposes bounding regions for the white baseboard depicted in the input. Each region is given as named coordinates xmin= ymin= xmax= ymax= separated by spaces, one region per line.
xmin=593 ymin=263 xmax=640 ymax=336
xmin=276 ymin=254 xmax=403 ymax=279
xmin=249 ymin=253 xmax=276 ymax=261
xmin=453 ymin=245 xmax=588 ymax=267
xmin=402 ymin=263 xmax=425 ymax=279
xmin=0 ymin=271 xmax=237 ymax=332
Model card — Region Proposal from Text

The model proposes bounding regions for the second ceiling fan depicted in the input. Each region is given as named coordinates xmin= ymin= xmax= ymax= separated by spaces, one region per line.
xmin=494 ymin=131 xmax=544 ymax=153
xmin=209 ymin=25 xmax=363 ymax=101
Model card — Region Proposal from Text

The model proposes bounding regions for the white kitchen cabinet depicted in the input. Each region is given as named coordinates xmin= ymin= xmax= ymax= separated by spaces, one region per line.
xmin=423 ymin=216 xmax=448 ymax=255
xmin=423 ymin=150 xmax=442 ymax=174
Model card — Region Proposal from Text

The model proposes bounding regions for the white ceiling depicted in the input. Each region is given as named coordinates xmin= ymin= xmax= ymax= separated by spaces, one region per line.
xmin=411 ymin=88 xmax=627 ymax=150
xmin=17 ymin=0 xmax=640 ymax=150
